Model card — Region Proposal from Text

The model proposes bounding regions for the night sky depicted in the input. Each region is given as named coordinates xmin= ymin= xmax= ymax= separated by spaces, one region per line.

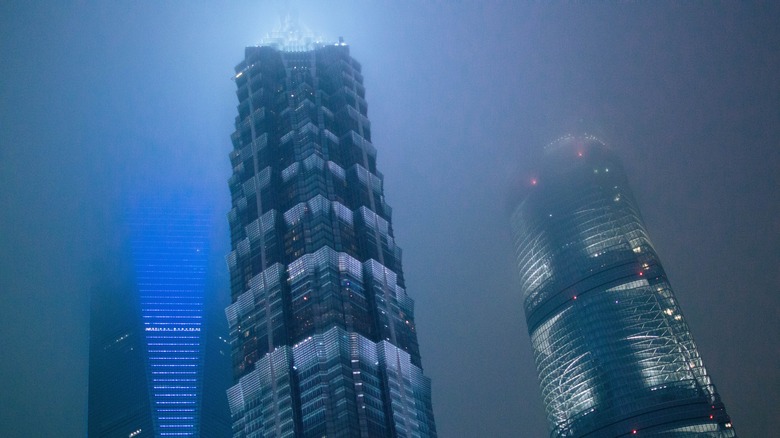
xmin=1 ymin=2 xmax=778 ymax=437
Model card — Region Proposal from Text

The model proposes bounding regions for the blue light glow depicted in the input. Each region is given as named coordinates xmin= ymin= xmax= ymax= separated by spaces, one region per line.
xmin=130 ymin=198 xmax=210 ymax=437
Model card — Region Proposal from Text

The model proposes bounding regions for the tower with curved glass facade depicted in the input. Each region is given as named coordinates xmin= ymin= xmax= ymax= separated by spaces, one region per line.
xmin=223 ymin=31 xmax=436 ymax=437
xmin=511 ymin=135 xmax=735 ymax=437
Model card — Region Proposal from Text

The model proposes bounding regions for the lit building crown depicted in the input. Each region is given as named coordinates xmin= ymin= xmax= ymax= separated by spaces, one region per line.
xmin=257 ymin=14 xmax=328 ymax=52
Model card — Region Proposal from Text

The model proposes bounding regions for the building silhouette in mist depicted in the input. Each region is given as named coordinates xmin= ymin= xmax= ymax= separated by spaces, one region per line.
xmin=223 ymin=28 xmax=436 ymax=437
xmin=88 ymin=197 xmax=231 ymax=437
xmin=88 ymin=263 xmax=154 ymax=437
xmin=510 ymin=135 xmax=735 ymax=437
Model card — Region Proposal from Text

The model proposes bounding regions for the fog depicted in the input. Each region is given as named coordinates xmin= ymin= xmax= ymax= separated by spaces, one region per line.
xmin=1 ymin=2 xmax=778 ymax=436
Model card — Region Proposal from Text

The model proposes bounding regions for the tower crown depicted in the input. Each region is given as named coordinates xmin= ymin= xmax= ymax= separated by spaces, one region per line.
xmin=257 ymin=14 xmax=328 ymax=52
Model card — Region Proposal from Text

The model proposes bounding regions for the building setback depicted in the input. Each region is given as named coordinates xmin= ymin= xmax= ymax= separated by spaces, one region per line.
xmin=510 ymin=135 xmax=735 ymax=437
xmin=224 ymin=34 xmax=436 ymax=437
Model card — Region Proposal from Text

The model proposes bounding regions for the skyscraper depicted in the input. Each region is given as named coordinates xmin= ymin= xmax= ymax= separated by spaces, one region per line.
xmin=510 ymin=135 xmax=735 ymax=437
xmin=88 ymin=196 xmax=231 ymax=437
xmin=129 ymin=199 xmax=211 ymax=437
xmin=223 ymin=30 xmax=436 ymax=437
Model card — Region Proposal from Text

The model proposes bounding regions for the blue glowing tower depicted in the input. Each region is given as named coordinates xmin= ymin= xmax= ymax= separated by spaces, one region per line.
xmin=129 ymin=200 xmax=210 ymax=436
xmin=89 ymin=195 xmax=231 ymax=437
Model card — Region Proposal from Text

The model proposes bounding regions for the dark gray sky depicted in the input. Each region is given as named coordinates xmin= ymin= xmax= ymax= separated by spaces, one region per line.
xmin=1 ymin=2 xmax=778 ymax=437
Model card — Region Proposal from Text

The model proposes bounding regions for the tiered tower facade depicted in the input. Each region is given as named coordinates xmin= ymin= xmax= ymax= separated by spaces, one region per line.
xmin=224 ymin=37 xmax=436 ymax=437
